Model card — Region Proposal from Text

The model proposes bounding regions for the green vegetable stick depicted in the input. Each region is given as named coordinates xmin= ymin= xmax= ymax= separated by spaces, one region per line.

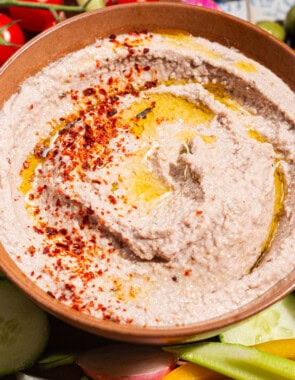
xmin=164 ymin=342 xmax=295 ymax=380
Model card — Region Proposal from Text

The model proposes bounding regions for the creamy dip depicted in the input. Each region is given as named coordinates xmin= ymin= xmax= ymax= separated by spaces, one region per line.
xmin=0 ymin=32 xmax=294 ymax=327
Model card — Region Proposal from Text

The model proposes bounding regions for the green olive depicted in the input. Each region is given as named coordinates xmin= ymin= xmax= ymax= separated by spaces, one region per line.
xmin=256 ymin=20 xmax=286 ymax=41
xmin=285 ymin=6 xmax=295 ymax=38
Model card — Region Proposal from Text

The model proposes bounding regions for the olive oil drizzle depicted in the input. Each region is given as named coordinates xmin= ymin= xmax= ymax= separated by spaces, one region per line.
xmin=250 ymin=161 xmax=286 ymax=272
xmin=19 ymin=74 xmax=286 ymax=263
xmin=122 ymin=92 xmax=214 ymax=139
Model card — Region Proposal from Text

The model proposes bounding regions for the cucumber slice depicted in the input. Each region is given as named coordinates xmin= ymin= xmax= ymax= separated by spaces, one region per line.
xmin=220 ymin=293 xmax=295 ymax=346
xmin=164 ymin=341 xmax=295 ymax=380
xmin=0 ymin=279 xmax=50 ymax=376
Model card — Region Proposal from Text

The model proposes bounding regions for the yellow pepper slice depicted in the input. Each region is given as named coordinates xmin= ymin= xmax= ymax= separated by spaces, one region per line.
xmin=163 ymin=339 xmax=295 ymax=379
xmin=162 ymin=362 xmax=227 ymax=380
xmin=253 ymin=339 xmax=295 ymax=360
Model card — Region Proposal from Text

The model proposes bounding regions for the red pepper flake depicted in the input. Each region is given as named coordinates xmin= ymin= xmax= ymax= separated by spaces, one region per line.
xmin=108 ymin=194 xmax=117 ymax=204
xmin=83 ymin=87 xmax=96 ymax=97
xmin=29 ymin=104 xmax=34 ymax=110
xmin=144 ymin=80 xmax=157 ymax=90
xmin=83 ymin=272 xmax=95 ymax=282
xmin=99 ymin=88 xmax=107 ymax=96
xmin=143 ymin=47 xmax=149 ymax=54
xmin=56 ymin=242 xmax=70 ymax=250
xmin=28 ymin=245 xmax=36 ymax=257
xmin=184 ymin=269 xmax=191 ymax=277
xmin=143 ymin=66 xmax=151 ymax=71
xmin=128 ymin=47 xmax=135 ymax=56
xmin=22 ymin=161 xmax=30 ymax=170
xmin=42 ymin=246 xmax=50 ymax=255
xmin=47 ymin=291 xmax=56 ymax=299
xmin=107 ymin=108 xmax=117 ymax=117
xmin=45 ymin=227 xmax=58 ymax=236
xmin=196 ymin=210 xmax=203 ymax=216
xmin=33 ymin=226 xmax=44 ymax=234
xmin=37 ymin=186 xmax=45 ymax=193
xmin=109 ymin=34 xmax=116 ymax=41
xmin=65 ymin=283 xmax=76 ymax=292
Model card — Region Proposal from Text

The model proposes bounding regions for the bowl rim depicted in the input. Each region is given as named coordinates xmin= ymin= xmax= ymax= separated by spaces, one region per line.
xmin=0 ymin=2 xmax=294 ymax=344
xmin=1 ymin=2 xmax=294 ymax=91
xmin=1 ymin=242 xmax=294 ymax=344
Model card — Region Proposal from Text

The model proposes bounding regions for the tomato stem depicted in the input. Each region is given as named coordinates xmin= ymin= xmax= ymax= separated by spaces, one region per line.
xmin=0 ymin=0 xmax=89 ymax=12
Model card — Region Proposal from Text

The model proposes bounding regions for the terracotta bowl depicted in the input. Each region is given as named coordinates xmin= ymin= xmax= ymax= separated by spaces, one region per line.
xmin=0 ymin=3 xmax=294 ymax=345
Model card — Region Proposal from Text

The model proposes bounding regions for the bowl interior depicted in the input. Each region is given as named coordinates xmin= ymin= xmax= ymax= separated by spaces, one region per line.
xmin=0 ymin=3 xmax=294 ymax=344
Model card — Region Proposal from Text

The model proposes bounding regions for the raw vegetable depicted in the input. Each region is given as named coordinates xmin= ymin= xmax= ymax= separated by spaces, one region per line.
xmin=256 ymin=20 xmax=286 ymax=41
xmin=180 ymin=0 xmax=220 ymax=10
xmin=0 ymin=13 xmax=25 ymax=66
xmin=219 ymin=293 xmax=295 ymax=345
xmin=9 ymin=0 xmax=64 ymax=32
xmin=254 ymin=339 xmax=295 ymax=360
xmin=76 ymin=343 xmax=177 ymax=379
xmin=16 ymin=373 xmax=50 ymax=380
xmin=164 ymin=341 xmax=295 ymax=380
xmin=162 ymin=361 xmax=227 ymax=379
xmin=285 ymin=5 xmax=295 ymax=38
xmin=76 ymin=0 xmax=104 ymax=10
xmin=76 ymin=0 xmax=104 ymax=11
xmin=38 ymin=352 xmax=76 ymax=370
xmin=163 ymin=339 xmax=295 ymax=379
xmin=0 ymin=279 xmax=49 ymax=376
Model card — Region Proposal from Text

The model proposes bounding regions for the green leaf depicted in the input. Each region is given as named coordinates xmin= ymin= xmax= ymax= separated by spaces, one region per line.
xmin=164 ymin=341 xmax=295 ymax=380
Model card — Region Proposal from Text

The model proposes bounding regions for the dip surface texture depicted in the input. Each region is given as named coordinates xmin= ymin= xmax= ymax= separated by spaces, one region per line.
xmin=0 ymin=32 xmax=295 ymax=327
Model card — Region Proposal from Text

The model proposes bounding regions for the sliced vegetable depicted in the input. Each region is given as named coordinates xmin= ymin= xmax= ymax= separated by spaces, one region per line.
xmin=254 ymin=339 xmax=295 ymax=360
xmin=0 ymin=279 xmax=49 ymax=376
xmin=220 ymin=293 xmax=295 ymax=345
xmin=164 ymin=341 xmax=295 ymax=380
xmin=162 ymin=361 xmax=227 ymax=379
xmin=76 ymin=343 xmax=177 ymax=379
xmin=38 ymin=352 xmax=76 ymax=370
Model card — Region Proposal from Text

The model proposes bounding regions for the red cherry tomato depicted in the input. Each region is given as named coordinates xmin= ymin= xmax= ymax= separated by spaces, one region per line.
xmin=0 ymin=13 xmax=25 ymax=66
xmin=9 ymin=0 xmax=63 ymax=33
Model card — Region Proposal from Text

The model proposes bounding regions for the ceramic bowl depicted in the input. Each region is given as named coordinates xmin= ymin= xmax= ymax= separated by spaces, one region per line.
xmin=0 ymin=3 xmax=294 ymax=345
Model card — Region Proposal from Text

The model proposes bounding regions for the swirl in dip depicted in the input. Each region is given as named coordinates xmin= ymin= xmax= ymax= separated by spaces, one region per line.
xmin=0 ymin=32 xmax=294 ymax=327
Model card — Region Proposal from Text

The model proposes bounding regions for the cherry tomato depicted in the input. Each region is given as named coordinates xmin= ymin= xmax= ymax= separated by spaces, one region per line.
xmin=9 ymin=0 xmax=63 ymax=33
xmin=0 ymin=13 xmax=25 ymax=66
